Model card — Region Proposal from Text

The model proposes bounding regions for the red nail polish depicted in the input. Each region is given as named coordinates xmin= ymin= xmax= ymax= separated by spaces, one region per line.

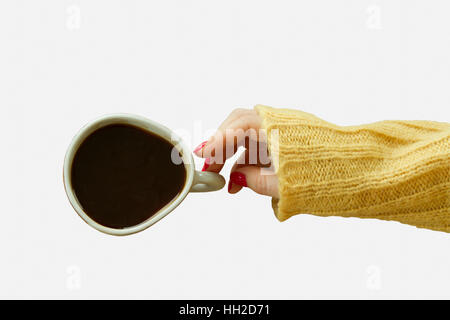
xmin=193 ymin=141 xmax=208 ymax=153
xmin=201 ymin=158 xmax=210 ymax=171
xmin=230 ymin=172 xmax=247 ymax=187
xmin=228 ymin=179 xmax=233 ymax=192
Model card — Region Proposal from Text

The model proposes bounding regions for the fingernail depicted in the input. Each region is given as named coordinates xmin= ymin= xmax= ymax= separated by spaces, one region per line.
xmin=230 ymin=172 xmax=247 ymax=187
xmin=201 ymin=158 xmax=210 ymax=171
xmin=228 ymin=179 xmax=233 ymax=192
xmin=193 ymin=141 xmax=208 ymax=153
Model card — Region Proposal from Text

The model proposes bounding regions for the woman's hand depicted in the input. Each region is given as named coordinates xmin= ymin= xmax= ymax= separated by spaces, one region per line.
xmin=193 ymin=108 xmax=279 ymax=198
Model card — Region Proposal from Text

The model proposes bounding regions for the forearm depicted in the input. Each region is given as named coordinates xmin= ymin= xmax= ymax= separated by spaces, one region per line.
xmin=255 ymin=105 xmax=450 ymax=233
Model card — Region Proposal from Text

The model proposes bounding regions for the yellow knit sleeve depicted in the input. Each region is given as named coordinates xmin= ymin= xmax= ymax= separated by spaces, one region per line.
xmin=255 ymin=105 xmax=450 ymax=233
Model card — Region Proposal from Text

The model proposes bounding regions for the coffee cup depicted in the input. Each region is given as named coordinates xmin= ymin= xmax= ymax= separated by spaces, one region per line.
xmin=63 ymin=114 xmax=225 ymax=236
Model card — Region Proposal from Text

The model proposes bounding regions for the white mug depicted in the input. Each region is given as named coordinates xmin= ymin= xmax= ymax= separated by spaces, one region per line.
xmin=63 ymin=114 xmax=225 ymax=236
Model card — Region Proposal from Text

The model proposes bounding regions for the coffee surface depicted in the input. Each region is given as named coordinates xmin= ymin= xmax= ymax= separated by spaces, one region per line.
xmin=71 ymin=124 xmax=186 ymax=229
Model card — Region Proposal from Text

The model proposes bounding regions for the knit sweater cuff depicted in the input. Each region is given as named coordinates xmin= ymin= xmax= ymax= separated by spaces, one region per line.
xmin=254 ymin=104 xmax=450 ymax=232
xmin=255 ymin=104 xmax=326 ymax=221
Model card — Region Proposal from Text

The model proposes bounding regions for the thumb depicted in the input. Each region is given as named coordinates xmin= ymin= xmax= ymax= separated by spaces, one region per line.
xmin=228 ymin=166 xmax=279 ymax=198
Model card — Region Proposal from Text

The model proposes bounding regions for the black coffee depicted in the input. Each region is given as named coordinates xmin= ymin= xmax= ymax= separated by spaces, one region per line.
xmin=71 ymin=124 xmax=186 ymax=229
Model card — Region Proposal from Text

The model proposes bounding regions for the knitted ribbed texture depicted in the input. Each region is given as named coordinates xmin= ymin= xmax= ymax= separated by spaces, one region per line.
xmin=255 ymin=105 xmax=450 ymax=233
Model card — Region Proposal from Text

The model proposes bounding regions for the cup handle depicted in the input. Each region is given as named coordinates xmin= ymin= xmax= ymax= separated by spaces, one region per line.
xmin=190 ymin=170 xmax=226 ymax=192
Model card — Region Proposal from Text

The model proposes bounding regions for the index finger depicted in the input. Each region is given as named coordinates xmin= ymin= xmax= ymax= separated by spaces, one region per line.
xmin=194 ymin=108 xmax=266 ymax=173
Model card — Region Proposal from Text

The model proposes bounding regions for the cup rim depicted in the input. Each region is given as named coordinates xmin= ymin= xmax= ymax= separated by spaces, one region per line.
xmin=63 ymin=113 xmax=194 ymax=236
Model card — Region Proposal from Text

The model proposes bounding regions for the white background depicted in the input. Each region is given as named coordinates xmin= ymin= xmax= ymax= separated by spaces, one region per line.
xmin=0 ymin=0 xmax=449 ymax=299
